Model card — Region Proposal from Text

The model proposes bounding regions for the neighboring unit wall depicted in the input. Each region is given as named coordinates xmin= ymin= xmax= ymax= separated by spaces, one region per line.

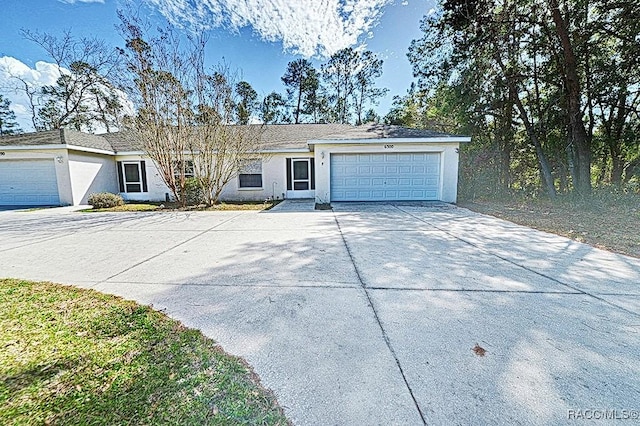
xmin=68 ymin=151 xmax=118 ymax=205
xmin=313 ymin=141 xmax=461 ymax=203
xmin=0 ymin=147 xmax=74 ymax=205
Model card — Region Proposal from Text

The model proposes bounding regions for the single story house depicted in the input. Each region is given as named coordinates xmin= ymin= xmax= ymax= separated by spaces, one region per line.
xmin=0 ymin=124 xmax=471 ymax=206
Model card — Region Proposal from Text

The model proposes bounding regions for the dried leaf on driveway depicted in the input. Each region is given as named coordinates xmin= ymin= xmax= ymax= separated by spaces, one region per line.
xmin=473 ymin=343 xmax=487 ymax=356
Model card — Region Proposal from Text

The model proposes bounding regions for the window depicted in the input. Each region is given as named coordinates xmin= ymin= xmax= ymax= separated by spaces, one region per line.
xmin=239 ymin=159 xmax=262 ymax=188
xmin=124 ymin=163 xmax=141 ymax=192
xmin=117 ymin=161 xmax=148 ymax=193
xmin=174 ymin=160 xmax=194 ymax=179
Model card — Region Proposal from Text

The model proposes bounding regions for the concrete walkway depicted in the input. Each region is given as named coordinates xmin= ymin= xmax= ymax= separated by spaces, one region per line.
xmin=1 ymin=201 xmax=639 ymax=425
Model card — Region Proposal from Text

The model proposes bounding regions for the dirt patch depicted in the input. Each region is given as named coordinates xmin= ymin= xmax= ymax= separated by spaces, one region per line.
xmin=459 ymin=194 xmax=640 ymax=258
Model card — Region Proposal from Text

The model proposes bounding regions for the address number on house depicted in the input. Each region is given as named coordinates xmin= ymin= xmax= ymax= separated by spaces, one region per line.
xmin=384 ymin=144 xmax=394 ymax=149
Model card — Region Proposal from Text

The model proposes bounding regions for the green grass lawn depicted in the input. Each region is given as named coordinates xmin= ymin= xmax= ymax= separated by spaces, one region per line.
xmin=0 ymin=279 xmax=289 ymax=425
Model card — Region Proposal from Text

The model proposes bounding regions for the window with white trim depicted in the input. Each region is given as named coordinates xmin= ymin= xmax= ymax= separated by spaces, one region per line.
xmin=239 ymin=159 xmax=262 ymax=188
xmin=117 ymin=161 xmax=148 ymax=193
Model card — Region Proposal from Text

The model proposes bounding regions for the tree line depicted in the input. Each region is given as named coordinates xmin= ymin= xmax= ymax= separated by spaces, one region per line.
xmin=1 ymin=22 xmax=387 ymax=135
xmin=387 ymin=0 xmax=640 ymax=197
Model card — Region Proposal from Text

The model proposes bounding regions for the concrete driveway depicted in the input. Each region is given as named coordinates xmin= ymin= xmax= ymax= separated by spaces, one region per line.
xmin=1 ymin=201 xmax=639 ymax=425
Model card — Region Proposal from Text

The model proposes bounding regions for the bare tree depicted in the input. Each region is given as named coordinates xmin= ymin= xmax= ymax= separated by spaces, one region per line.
xmin=21 ymin=29 xmax=123 ymax=132
xmin=0 ymin=71 xmax=40 ymax=131
xmin=119 ymin=12 xmax=266 ymax=206
xmin=119 ymin=13 xmax=193 ymax=204
xmin=191 ymin=60 xmax=266 ymax=205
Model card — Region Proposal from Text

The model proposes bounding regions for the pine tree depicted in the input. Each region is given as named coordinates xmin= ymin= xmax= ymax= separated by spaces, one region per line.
xmin=0 ymin=95 xmax=22 ymax=135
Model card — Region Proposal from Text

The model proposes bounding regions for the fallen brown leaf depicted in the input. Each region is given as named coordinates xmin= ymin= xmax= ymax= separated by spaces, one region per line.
xmin=473 ymin=343 xmax=487 ymax=356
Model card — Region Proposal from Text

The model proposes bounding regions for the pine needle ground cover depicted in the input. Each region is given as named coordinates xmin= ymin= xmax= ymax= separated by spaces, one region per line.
xmin=460 ymin=194 xmax=639 ymax=258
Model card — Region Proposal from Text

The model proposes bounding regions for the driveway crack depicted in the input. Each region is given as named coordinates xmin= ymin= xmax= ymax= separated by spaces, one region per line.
xmin=332 ymin=210 xmax=428 ymax=425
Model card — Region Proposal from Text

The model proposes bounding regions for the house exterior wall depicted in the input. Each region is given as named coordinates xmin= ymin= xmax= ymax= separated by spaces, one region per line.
xmin=115 ymin=154 xmax=169 ymax=202
xmin=218 ymin=153 xmax=290 ymax=201
xmin=68 ymin=151 xmax=118 ymax=205
xmin=312 ymin=141 xmax=461 ymax=204
xmin=0 ymin=147 xmax=74 ymax=205
xmin=115 ymin=152 xmax=310 ymax=203
xmin=116 ymin=144 xmax=462 ymax=204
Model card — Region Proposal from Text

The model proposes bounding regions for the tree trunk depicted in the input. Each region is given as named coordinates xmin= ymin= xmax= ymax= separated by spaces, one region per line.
xmin=295 ymin=84 xmax=302 ymax=124
xmin=549 ymin=0 xmax=591 ymax=195
xmin=514 ymin=95 xmax=557 ymax=199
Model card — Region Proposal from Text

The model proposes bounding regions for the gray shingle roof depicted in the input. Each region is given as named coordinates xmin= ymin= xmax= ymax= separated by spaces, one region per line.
xmin=61 ymin=129 xmax=113 ymax=151
xmin=313 ymin=124 xmax=460 ymax=140
xmin=0 ymin=130 xmax=63 ymax=146
xmin=0 ymin=129 xmax=113 ymax=152
xmin=101 ymin=130 xmax=143 ymax=152
xmin=255 ymin=124 xmax=355 ymax=149
xmin=0 ymin=124 xmax=467 ymax=153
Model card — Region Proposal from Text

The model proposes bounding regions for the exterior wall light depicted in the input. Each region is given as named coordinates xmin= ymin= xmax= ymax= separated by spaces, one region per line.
xmin=55 ymin=156 xmax=63 ymax=163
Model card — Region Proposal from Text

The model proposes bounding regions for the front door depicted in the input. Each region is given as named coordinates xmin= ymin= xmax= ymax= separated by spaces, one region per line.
xmin=286 ymin=157 xmax=315 ymax=199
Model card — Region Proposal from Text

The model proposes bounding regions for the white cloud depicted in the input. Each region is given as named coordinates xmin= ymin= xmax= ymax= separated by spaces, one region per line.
xmin=142 ymin=0 xmax=392 ymax=58
xmin=58 ymin=0 xmax=105 ymax=4
xmin=0 ymin=56 xmax=133 ymax=133
xmin=0 ymin=57 xmax=62 ymax=131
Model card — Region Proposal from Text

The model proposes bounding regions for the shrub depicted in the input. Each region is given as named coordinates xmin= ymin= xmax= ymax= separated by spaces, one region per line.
xmin=184 ymin=177 xmax=205 ymax=206
xmin=88 ymin=192 xmax=124 ymax=209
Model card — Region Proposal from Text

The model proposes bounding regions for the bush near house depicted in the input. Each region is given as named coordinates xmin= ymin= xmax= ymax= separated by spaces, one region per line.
xmin=88 ymin=192 xmax=124 ymax=209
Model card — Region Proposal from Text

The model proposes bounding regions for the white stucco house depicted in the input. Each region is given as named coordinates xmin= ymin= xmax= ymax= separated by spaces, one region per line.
xmin=0 ymin=124 xmax=471 ymax=206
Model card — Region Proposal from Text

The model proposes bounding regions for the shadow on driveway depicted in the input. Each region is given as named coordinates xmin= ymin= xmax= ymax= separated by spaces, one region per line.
xmin=1 ymin=202 xmax=639 ymax=425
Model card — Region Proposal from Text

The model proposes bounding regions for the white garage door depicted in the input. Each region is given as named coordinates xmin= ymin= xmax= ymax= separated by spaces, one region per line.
xmin=0 ymin=159 xmax=60 ymax=206
xmin=331 ymin=152 xmax=441 ymax=201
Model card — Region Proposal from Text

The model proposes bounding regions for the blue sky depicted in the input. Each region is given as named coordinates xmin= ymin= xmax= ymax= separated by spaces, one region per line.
xmin=0 ymin=0 xmax=435 ymax=131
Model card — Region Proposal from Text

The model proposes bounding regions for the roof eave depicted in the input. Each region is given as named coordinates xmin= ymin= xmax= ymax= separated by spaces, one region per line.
xmin=0 ymin=144 xmax=67 ymax=151
xmin=308 ymin=136 xmax=471 ymax=145
xmin=66 ymin=145 xmax=116 ymax=156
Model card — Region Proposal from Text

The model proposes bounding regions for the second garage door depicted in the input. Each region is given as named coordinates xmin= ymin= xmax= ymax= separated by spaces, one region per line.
xmin=330 ymin=152 xmax=440 ymax=201
xmin=0 ymin=159 xmax=61 ymax=206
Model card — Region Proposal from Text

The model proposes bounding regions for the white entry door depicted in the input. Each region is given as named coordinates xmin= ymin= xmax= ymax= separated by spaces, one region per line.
xmin=0 ymin=159 xmax=61 ymax=206
xmin=330 ymin=152 xmax=440 ymax=201
xmin=286 ymin=157 xmax=315 ymax=199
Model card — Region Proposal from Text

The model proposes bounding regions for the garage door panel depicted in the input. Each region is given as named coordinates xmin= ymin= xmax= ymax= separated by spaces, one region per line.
xmin=331 ymin=152 xmax=440 ymax=201
xmin=0 ymin=160 xmax=60 ymax=206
